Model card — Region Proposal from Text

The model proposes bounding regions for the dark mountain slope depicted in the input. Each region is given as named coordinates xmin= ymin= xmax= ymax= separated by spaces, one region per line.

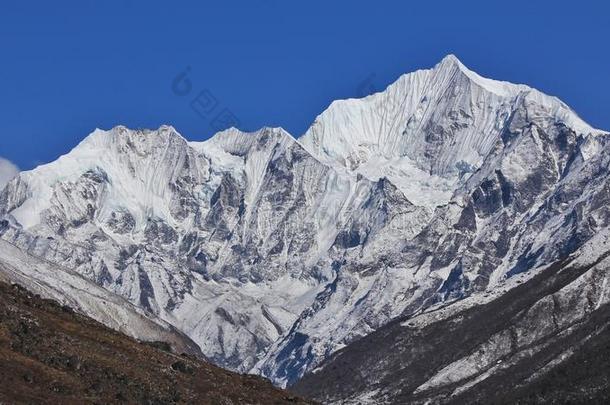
xmin=292 ymin=252 xmax=610 ymax=404
xmin=488 ymin=320 xmax=610 ymax=404
xmin=0 ymin=280 xmax=314 ymax=405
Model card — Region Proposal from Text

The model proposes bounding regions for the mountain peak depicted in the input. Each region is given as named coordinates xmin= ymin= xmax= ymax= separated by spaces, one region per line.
xmin=79 ymin=125 xmax=187 ymax=151
xmin=436 ymin=53 xmax=466 ymax=69
xmin=300 ymin=54 xmax=597 ymax=207
xmin=196 ymin=126 xmax=295 ymax=156
xmin=431 ymin=54 xmax=528 ymax=97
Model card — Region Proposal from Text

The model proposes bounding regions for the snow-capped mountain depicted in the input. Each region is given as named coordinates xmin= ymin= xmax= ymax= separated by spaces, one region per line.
xmin=0 ymin=55 xmax=608 ymax=390
xmin=300 ymin=54 xmax=593 ymax=208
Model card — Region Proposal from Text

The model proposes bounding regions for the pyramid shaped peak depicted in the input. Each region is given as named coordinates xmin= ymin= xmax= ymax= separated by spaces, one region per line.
xmin=438 ymin=53 xmax=464 ymax=66
xmin=429 ymin=54 xmax=530 ymax=97
xmin=434 ymin=54 xmax=479 ymax=77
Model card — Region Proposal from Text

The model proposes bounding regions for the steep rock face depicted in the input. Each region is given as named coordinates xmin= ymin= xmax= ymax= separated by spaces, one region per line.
xmin=0 ymin=55 xmax=608 ymax=389
xmin=253 ymin=177 xmax=431 ymax=385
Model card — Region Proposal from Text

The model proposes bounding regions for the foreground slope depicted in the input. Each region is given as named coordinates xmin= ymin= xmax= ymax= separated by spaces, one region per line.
xmin=0 ymin=278 xmax=313 ymax=405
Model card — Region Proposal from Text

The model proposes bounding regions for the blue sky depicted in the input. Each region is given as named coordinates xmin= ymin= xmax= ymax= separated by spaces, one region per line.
xmin=1 ymin=0 xmax=609 ymax=170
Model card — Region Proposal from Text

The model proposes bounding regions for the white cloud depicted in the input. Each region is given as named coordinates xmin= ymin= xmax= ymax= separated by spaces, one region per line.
xmin=0 ymin=158 xmax=20 ymax=189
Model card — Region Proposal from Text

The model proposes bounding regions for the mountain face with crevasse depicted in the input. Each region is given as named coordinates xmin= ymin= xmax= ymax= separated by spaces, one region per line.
xmin=1 ymin=55 xmax=609 ymax=401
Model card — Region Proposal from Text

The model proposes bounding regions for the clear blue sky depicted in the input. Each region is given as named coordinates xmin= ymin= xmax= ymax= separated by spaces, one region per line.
xmin=1 ymin=0 xmax=608 ymax=170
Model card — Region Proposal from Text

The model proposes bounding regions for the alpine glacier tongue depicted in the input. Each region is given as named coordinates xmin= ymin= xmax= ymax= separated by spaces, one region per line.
xmin=0 ymin=55 xmax=608 ymax=390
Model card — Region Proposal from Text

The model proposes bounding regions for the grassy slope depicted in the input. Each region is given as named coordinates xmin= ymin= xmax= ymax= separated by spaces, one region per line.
xmin=0 ymin=281 xmax=313 ymax=405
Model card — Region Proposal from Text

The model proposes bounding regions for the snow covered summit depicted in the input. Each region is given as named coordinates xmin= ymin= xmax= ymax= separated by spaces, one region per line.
xmin=300 ymin=54 xmax=595 ymax=207
xmin=1 ymin=55 xmax=609 ymax=389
